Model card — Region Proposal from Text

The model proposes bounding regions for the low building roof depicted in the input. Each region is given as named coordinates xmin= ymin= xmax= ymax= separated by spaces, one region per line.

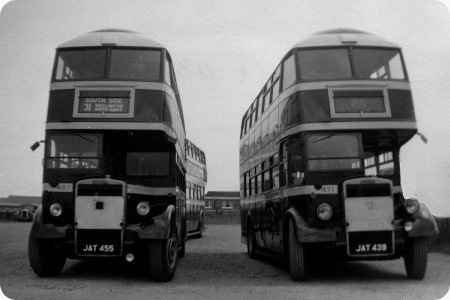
xmin=0 ymin=196 xmax=41 ymax=206
xmin=205 ymin=191 xmax=240 ymax=198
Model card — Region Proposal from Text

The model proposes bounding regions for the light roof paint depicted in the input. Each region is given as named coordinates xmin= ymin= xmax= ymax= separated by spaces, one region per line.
xmin=57 ymin=29 xmax=165 ymax=49
xmin=292 ymin=28 xmax=400 ymax=49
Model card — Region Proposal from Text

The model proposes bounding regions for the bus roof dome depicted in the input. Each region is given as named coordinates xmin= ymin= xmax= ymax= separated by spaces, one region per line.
xmin=292 ymin=28 xmax=399 ymax=49
xmin=57 ymin=29 xmax=165 ymax=49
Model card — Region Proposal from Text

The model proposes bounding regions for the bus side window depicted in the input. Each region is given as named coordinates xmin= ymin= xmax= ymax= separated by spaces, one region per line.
xmin=256 ymin=174 xmax=262 ymax=194
xmin=279 ymin=142 xmax=288 ymax=187
xmin=288 ymin=138 xmax=304 ymax=185
xmin=271 ymin=167 xmax=279 ymax=190
xmin=282 ymin=54 xmax=296 ymax=91
xmin=164 ymin=56 xmax=172 ymax=87
xmin=246 ymin=172 xmax=250 ymax=197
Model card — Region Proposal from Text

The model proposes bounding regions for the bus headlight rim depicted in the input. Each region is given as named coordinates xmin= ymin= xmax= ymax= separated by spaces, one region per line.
xmin=405 ymin=198 xmax=419 ymax=215
xmin=49 ymin=203 xmax=63 ymax=217
xmin=317 ymin=203 xmax=333 ymax=221
xmin=137 ymin=201 xmax=150 ymax=216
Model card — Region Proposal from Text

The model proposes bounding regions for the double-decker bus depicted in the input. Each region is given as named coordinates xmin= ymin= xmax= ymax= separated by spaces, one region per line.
xmin=28 ymin=29 xmax=188 ymax=282
xmin=239 ymin=28 xmax=438 ymax=281
xmin=185 ymin=139 xmax=207 ymax=237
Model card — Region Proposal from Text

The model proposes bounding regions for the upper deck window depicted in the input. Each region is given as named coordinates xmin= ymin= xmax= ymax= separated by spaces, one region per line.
xmin=298 ymin=48 xmax=352 ymax=80
xmin=296 ymin=47 xmax=406 ymax=81
xmin=54 ymin=48 xmax=161 ymax=82
xmin=55 ymin=49 xmax=106 ymax=80
xmin=110 ymin=49 xmax=161 ymax=81
xmin=352 ymin=49 xmax=405 ymax=80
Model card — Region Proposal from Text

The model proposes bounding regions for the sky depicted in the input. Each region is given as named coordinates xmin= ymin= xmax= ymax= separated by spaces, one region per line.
xmin=0 ymin=0 xmax=449 ymax=216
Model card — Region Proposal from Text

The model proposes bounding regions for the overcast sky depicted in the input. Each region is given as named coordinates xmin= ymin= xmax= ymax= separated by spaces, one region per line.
xmin=0 ymin=0 xmax=449 ymax=216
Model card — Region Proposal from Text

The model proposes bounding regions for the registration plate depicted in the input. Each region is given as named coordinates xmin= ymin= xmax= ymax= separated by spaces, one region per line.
xmin=76 ymin=230 xmax=122 ymax=256
xmin=347 ymin=231 xmax=394 ymax=256
xmin=77 ymin=243 xmax=119 ymax=255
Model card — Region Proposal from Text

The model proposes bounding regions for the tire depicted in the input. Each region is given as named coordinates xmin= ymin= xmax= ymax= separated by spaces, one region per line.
xmin=179 ymin=223 xmax=186 ymax=258
xmin=28 ymin=236 xmax=66 ymax=277
xmin=246 ymin=220 xmax=257 ymax=259
xmin=192 ymin=215 xmax=205 ymax=238
xmin=147 ymin=227 xmax=179 ymax=282
xmin=404 ymin=237 xmax=428 ymax=279
xmin=289 ymin=218 xmax=306 ymax=281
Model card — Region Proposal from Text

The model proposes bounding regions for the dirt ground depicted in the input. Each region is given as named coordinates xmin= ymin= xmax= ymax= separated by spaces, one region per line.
xmin=1 ymin=220 xmax=450 ymax=300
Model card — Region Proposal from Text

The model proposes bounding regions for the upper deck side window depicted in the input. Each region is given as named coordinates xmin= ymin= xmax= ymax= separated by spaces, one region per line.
xmin=54 ymin=48 xmax=162 ymax=82
xmin=164 ymin=55 xmax=172 ymax=86
xmin=282 ymin=54 xmax=296 ymax=90
xmin=166 ymin=52 xmax=180 ymax=97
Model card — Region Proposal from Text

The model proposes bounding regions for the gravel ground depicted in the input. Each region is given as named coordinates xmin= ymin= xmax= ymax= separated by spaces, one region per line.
xmin=1 ymin=220 xmax=450 ymax=300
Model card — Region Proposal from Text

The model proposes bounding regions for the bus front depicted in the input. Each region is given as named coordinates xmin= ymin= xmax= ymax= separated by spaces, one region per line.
xmin=282 ymin=40 xmax=439 ymax=280
xmin=29 ymin=30 xmax=186 ymax=282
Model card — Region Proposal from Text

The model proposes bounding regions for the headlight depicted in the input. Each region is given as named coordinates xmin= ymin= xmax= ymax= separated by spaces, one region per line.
xmin=49 ymin=203 xmax=62 ymax=217
xmin=317 ymin=203 xmax=332 ymax=220
xmin=405 ymin=198 xmax=419 ymax=215
xmin=404 ymin=221 xmax=414 ymax=231
xmin=137 ymin=201 xmax=150 ymax=216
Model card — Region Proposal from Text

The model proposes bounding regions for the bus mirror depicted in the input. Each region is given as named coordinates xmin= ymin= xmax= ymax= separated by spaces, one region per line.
xmin=30 ymin=140 xmax=44 ymax=151
xmin=416 ymin=132 xmax=428 ymax=144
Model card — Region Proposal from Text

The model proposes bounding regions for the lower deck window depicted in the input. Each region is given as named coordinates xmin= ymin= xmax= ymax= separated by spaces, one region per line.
xmin=364 ymin=151 xmax=394 ymax=176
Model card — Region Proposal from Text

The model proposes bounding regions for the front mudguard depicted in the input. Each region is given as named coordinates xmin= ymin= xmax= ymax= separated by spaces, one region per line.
xmin=285 ymin=207 xmax=338 ymax=243
xmin=29 ymin=207 xmax=68 ymax=239
xmin=408 ymin=204 xmax=439 ymax=238
xmin=126 ymin=205 xmax=175 ymax=240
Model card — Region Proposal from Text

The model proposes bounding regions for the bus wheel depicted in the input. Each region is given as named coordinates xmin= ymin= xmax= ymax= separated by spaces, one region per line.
xmin=289 ymin=218 xmax=306 ymax=281
xmin=148 ymin=228 xmax=179 ymax=282
xmin=247 ymin=220 xmax=257 ymax=259
xmin=28 ymin=236 xmax=66 ymax=277
xmin=404 ymin=237 xmax=428 ymax=279
xmin=179 ymin=223 xmax=186 ymax=258
xmin=192 ymin=215 xmax=204 ymax=238
xmin=199 ymin=215 xmax=205 ymax=237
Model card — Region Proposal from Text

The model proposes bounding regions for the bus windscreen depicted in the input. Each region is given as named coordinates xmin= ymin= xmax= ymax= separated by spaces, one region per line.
xmin=306 ymin=133 xmax=361 ymax=171
xmin=45 ymin=134 xmax=100 ymax=169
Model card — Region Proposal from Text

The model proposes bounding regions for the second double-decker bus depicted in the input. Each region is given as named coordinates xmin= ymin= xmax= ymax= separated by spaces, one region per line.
xmin=29 ymin=29 xmax=187 ymax=282
xmin=239 ymin=28 xmax=438 ymax=281
xmin=185 ymin=139 xmax=207 ymax=237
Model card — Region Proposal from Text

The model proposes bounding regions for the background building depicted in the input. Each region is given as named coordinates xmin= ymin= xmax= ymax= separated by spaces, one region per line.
xmin=204 ymin=191 xmax=240 ymax=211
xmin=0 ymin=195 xmax=40 ymax=221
